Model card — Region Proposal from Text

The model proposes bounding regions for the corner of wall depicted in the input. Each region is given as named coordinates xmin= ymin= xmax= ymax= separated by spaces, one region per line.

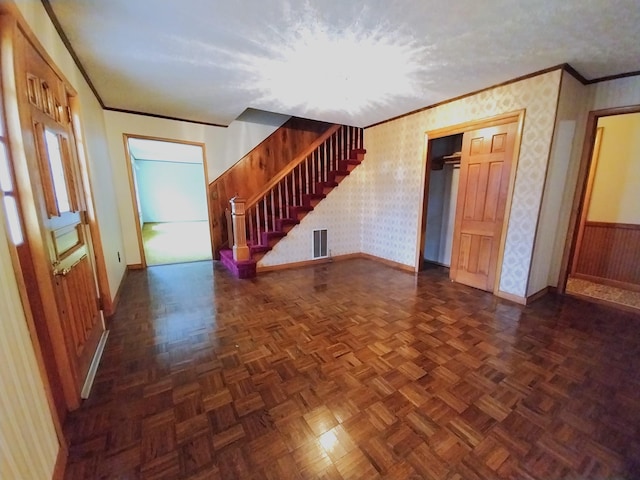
xmin=526 ymin=71 xmax=590 ymax=295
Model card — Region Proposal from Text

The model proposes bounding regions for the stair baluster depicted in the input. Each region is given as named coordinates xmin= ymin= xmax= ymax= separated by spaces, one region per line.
xmin=221 ymin=126 xmax=365 ymax=278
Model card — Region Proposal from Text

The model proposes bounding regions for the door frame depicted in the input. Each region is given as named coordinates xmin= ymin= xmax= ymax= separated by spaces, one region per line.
xmin=557 ymin=104 xmax=640 ymax=294
xmin=416 ymin=110 xmax=525 ymax=295
xmin=122 ymin=134 xmax=213 ymax=268
xmin=0 ymin=10 xmax=109 ymax=461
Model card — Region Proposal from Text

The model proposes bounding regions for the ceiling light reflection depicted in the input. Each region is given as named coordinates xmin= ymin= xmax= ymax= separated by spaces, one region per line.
xmin=241 ymin=19 xmax=429 ymax=115
xmin=163 ymin=2 xmax=431 ymax=120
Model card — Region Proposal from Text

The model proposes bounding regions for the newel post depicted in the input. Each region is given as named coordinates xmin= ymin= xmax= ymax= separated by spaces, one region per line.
xmin=229 ymin=196 xmax=250 ymax=262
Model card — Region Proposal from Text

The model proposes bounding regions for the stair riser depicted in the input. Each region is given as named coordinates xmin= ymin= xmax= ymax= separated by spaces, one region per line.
xmin=328 ymin=172 xmax=349 ymax=183
xmin=340 ymin=161 xmax=360 ymax=172
xmin=289 ymin=206 xmax=313 ymax=218
xmin=261 ymin=232 xmax=286 ymax=247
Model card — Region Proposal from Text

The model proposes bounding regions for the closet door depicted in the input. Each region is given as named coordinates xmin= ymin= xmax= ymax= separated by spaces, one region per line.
xmin=450 ymin=122 xmax=517 ymax=291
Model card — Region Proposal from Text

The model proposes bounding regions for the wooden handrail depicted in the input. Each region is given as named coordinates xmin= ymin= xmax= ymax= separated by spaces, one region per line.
xmin=208 ymin=117 xmax=333 ymax=258
xmin=246 ymin=125 xmax=341 ymax=209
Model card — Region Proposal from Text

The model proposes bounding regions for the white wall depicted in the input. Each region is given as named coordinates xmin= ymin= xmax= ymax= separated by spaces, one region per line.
xmin=103 ymin=110 xmax=289 ymax=265
xmin=527 ymin=72 xmax=590 ymax=295
xmin=137 ymin=160 xmax=208 ymax=223
xmin=223 ymin=108 xmax=289 ymax=170
xmin=591 ymin=76 xmax=640 ymax=111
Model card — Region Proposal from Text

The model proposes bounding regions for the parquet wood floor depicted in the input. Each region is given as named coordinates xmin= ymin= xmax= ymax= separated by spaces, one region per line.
xmin=64 ymin=259 xmax=640 ymax=479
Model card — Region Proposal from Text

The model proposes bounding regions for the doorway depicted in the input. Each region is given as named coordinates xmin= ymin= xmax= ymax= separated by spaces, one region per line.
xmin=124 ymin=136 xmax=213 ymax=267
xmin=422 ymin=133 xmax=462 ymax=269
xmin=563 ymin=108 xmax=640 ymax=312
xmin=1 ymin=17 xmax=110 ymax=420
xmin=419 ymin=111 xmax=523 ymax=294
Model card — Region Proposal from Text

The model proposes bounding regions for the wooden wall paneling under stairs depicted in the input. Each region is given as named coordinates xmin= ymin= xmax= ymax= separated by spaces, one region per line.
xmin=219 ymin=125 xmax=365 ymax=277
xmin=208 ymin=117 xmax=333 ymax=258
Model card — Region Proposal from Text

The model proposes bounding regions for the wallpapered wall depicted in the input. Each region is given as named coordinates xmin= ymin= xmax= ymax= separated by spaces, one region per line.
xmin=261 ymin=70 xmax=563 ymax=298
xmin=258 ymin=171 xmax=363 ymax=266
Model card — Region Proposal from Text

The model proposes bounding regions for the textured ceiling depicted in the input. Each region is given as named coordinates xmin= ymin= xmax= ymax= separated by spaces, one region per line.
xmin=47 ymin=0 xmax=640 ymax=127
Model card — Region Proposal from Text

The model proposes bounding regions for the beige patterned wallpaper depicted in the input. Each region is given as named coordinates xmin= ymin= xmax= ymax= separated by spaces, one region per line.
xmin=363 ymin=70 xmax=562 ymax=297
xmin=262 ymin=69 xmax=563 ymax=298
xmin=258 ymin=172 xmax=363 ymax=267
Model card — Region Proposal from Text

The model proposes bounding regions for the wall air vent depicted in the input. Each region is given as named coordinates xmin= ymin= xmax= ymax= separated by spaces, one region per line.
xmin=312 ymin=229 xmax=328 ymax=259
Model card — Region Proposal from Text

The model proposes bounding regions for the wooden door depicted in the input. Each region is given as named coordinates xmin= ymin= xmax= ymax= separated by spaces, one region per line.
xmin=450 ymin=122 xmax=517 ymax=291
xmin=19 ymin=32 xmax=104 ymax=395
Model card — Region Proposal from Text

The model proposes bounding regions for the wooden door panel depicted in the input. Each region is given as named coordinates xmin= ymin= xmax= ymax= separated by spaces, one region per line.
xmin=491 ymin=133 xmax=507 ymax=152
xmin=484 ymin=162 xmax=503 ymax=221
xmin=54 ymin=254 xmax=101 ymax=383
xmin=458 ymin=234 xmax=472 ymax=271
xmin=478 ymin=236 xmax=493 ymax=275
xmin=463 ymin=163 xmax=481 ymax=219
xmin=470 ymin=136 xmax=484 ymax=154
xmin=451 ymin=122 xmax=517 ymax=292
xmin=19 ymin=31 xmax=105 ymax=399
xmin=51 ymin=224 xmax=82 ymax=260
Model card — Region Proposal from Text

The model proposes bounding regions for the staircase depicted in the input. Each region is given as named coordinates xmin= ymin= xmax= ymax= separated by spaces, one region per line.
xmin=220 ymin=125 xmax=365 ymax=278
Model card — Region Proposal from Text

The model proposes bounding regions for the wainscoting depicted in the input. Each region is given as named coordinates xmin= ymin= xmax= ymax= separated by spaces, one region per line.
xmin=573 ymin=221 xmax=640 ymax=290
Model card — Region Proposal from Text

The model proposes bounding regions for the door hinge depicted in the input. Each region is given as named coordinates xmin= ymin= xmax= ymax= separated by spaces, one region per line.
xmin=66 ymin=106 xmax=72 ymax=124
xmin=97 ymin=297 xmax=104 ymax=311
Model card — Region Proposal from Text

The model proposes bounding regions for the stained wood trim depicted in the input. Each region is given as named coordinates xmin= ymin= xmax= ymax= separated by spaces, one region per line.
xmin=105 ymin=107 xmax=227 ymax=127
xmin=122 ymin=134 xmax=209 ymax=269
xmin=52 ymin=440 xmax=68 ymax=480
xmin=585 ymin=70 xmax=640 ymax=85
xmin=358 ymin=253 xmax=415 ymax=273
xmin=562 ymin=64 xmax=589 ymax=85
xmin=558 ymin=104 xmax=640 ymax=294
xmin=425 ymin=111 xmax=524 ymax=141
xmin=127 ymin=263 xmax=144 ymax=270
xmin=257 ymin=252 xmax=415 ymax=274
xmin=367 ymin=65 xmax=564 ymax=129
xmin=39 ymin=0 xmax=102 ymax=106
xmin=584 ymin=221 xmax=640 ymax=230
xmin=246 ymin=125 xmax=341 ymax=208
xmin=495 ymin=290 xmax=527 ymax=305
xmin=257 ymin=253 xmax=358 ymax=272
